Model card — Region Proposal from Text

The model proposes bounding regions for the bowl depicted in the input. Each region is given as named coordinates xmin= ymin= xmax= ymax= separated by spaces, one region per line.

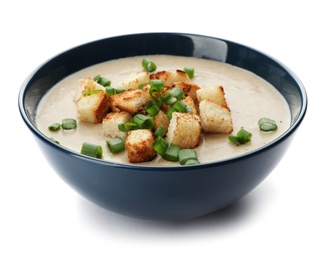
xmin=18 ymin=33 xmax=307 ymax=221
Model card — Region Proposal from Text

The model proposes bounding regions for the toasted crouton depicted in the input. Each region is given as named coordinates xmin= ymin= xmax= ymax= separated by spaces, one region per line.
xmin=150 ymin=70 xmax=191 ymax=86
xmin=76 ymin=91 xmax=109 ymax=123
xmin=196 ymin=85 xmax=229 ymax=109
xmin=102 ymin=111 xmax=132 ymax=139
xmin=119 ymin=72 xmax=150 ymax=90
xmin=172 ymin=81 xmax=201 ymax=103
xmin=75 ymin=77 xmax=105 ymax=102
xmin=199 ymin=99 xmax=233 ymax=134
xmin=166 ymin=112 xmax=202 ymax=149
xmin=153 ymin=110 xmax=170 ymax=132
xmin=109 ymin=89 xmax=151 ymax=114
xmin=125 ymin=129 xmax=157 ymax=163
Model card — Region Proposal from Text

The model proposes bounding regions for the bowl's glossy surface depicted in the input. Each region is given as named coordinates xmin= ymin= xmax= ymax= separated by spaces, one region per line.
xmin=18 ymin=33 xmax=307 ymax=220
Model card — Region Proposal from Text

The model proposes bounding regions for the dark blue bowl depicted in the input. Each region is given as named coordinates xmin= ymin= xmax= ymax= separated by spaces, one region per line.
xmin=18 ymin=33 xmax=307 ymax=220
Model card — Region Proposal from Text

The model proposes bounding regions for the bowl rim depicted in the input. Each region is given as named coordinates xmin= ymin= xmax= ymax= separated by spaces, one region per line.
xmin=18 ymin=32 xmax=308 ymax=171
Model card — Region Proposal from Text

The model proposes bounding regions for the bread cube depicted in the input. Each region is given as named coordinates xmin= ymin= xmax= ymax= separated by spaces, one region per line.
xmin=166 ymin=112 xmax=202 ymax=149
xmin=153 ymin=110 xmax=170 ymax=132
xmin=125 ymin=129 xmax=157 ymax=163
xmin=109 ymin=89 xmax=151 ymax=114
xmin=76 ymin=91 xmax=109 ymax=123
xmin=150 ymin=70 xmax=191 ymax=86
xmin=172 ymin=81 xmax=200 ymax=103
xmin=75 ymin=77 xmax=105 ymax=102
xmin=119 ymin=72 xmax=150 ymax=90
xmin=196 ymin=85 xmax=229 ymax=109
xmin=199 ymin=99 xmax=233 ymax=134
xmin=102 ymin=111 xmax=132 ymax=140
xmin=181 ymin=96 xmax=198 ymax=115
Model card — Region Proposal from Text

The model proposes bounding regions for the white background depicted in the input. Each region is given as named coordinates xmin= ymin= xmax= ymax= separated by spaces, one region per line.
xmin=1 ymin=1 xmax=323 ymax=259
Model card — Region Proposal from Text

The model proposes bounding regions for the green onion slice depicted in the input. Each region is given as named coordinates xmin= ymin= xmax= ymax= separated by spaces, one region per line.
xmin=184 ymin=67 xmax=195 ymax=79
xmin=166 ymin=106 xmax=178 ymax=120
xmin=228 ymin=128 xmax=252 ymax=145
xmin=258 ymin=118 xmax=278 ymax=131
xmin=83 ymin=89 xmax=103 ymax=96
xmin=173 ymin=100 xmax=187 ymax=112
xmin=48 ymin=123 xmax=61 ymax=131
xmin=145 ymin=100 xmax=160 ymax=117
xmin=142 ymin=58 xmax=157 ymax=72
xmin=161 ymin=143 xmax=180 ymax=162
xmin=153 ymin=136 xmax=168 ymax=155
xmin=94 ymin=75 xmax=111 ymax=86
xmin=179 ymin=149 xmax=199 ymax=165
xmin=105 ymin=86 xmax=125 ymax=96
xmin=118 ymin=122 xmax=138 ymax=132
xmin=153 ymin=126 xmax=166 ymax=138
xmin=61 ymin=118 xmax=77 ymax=130
xmin=106 ymin=138 xmax=125 ymax=153
xmin=184 ymin=158 xmax=200 ymax=165
xmin=164 ymin=87 xmax=185 ymax=105
xmin=132 ymin=114 xmax=154 ymax=130
xmin=81 ymin=142 xmax=102 ymax=158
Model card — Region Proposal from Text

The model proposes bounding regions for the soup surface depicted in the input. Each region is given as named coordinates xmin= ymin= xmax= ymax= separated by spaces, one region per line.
xmin=36 ymin=55 xmax=291 ymax=165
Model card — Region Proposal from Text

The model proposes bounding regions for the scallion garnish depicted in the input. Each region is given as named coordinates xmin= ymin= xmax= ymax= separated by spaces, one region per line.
xmin=179 ymin=149 xmax=199 ymax=165
xmin=184 ymin=158 xmax=200 ymax=165
xmin=173 ymin=100 xmax=187 ymax=112
xmin=118 ymin=122 xmax=138 ymax=132
xmin=105 ymin=86 xmax=125 ymax=96
xmin=145 ymin=100 xmax=160 ymax=117
xmin=48 ymin=123 xmax=61 ymax=131
xmin=132 ymin=114 xmax=154 ymax=130
xmin=61 ymin=118 xmax=77 ymax=130
xmin=228 ymin=128 xmax=252 ymax=145
xmin=81 ymin=142 xmax=102 ymax=158
xmin=94 ymin=75 xmax=111 ymax=86
xmin=258 ymin=118 xmax=278 ymax=132
xmin=153 ymin=136 xmax=168 ymax=155
xmin=83 ymin=89 xmax=103 ymax=96
xmin=153 ymin=126 xmax=166 ymax=138
xmin=184 ymin=67 xmax=195 ymax=79
xmin=161 ymin=143 xmax=180 ymax=162
xmin=164 ymin=87 xmax=185 ymax=105
xmin=142 ymin=58 xmax=157 ymax=72
xmin=106 ymin=138 xmax=125 ymax=153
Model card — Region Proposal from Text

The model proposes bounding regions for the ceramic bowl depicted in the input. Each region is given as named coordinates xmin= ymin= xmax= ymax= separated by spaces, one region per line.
xmin=18 ymin=33 xmax=307 ymax=220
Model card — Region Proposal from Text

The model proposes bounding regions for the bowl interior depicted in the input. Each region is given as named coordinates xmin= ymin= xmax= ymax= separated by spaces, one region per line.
xmin=19 ymin=33 xmax=307 ymax=157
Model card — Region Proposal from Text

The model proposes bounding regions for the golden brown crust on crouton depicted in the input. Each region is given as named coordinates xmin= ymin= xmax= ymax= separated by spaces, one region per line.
xmin=166 ymin=112 xmax=202 ymax=149
xmin=196 ymin=85 xmax=229 ymax=110
xmin=119 ymin=72 xmax=150 ymax=90
xmin=125 ymin=129 xmax=157 ymax=163
xmin=172 ymin=81 xmax=200 ymax=103
xmin=102 ymin=111 xmax=132 ymax=139
xmin=181 ymin=96 xmax=198 ymax=115
xmin=199 ymin=99 xmax=233 ymax=134
xmin=109 ymin=89 xmax=151 ymax=114
xmin=153 ymin=110 xmax=170 ymax=132
xmin=75 ymin=77 xmax=105 ymax=102
xmin=76 ymin=91 xmax=109 ymax=123
xmin=150 ymin=70 xmax=191 ymax=86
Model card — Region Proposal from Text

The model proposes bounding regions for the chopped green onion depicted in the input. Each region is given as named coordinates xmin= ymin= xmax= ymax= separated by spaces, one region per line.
xmin=132 ymin=114 xmax=154 ymax=130
xmin=258 ymin=118 xmax=278 ymax=131
xmin=106 ymin=138 xmax=125 ymax=153
xmin=179 ymin=149 xmax=199 ymax=165
xmin=164 ymin=87 xmax=184 ymax=105
xmin=149 ymin=79 xmax=165 ymax=93
xmin=48 ymin=123 xmax=61 ymax=131
xmin=153 ymin=136 xmax=168 ymax=155
xmin=118 ymin=122 xmax=138 ymax=132
xmin=61 ymin=118 xmax=77 ymax=130
xmin=138 ymin=82 xmax=150 ymax=89
xmin=154 ymin=126 xmax=166 ymax=138
xmin=166 ymin=106 xmax=178 ymax=120
xmin=83 ymin=89 xmax=103 ymax=96
xmin=184 ymin=158 xmax=200 ymax=165
xmin=184 ymin=67 xmax=195 ymax=79
xmin=94 ymin=75 xmax=111 ymax=86
xmin=228 ymin=128 xmax=252 ymax=145
xmin=142 ymin=58 xmax=157 ymax=72
xmin=105 ymin=86 xmax=125 ymax=96
xmin=161 ymin=143 xmax=180 ymax=162
xmin=145 ymin=100 xmax=160 ymax=117
xmin=173 ymin=100 xmax=187 ymax=112
xmin=81 ymin=142 xmax=102 ymax=158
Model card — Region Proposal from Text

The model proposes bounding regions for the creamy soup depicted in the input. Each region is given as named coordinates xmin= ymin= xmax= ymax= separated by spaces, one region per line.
xmin=36 ymin=55 xmax=291 ymax=165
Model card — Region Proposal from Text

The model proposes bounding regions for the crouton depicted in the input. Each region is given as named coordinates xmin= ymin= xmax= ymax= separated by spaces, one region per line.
xmin=102 ymin=111 xmax=132 ymax=139
xmin=109 ymin=89 xmax=151 ymax=114
xmin=199 ymin=99 xmax=233 ymax=134
xmin=153 ymin=110 xmax=170 ymax=132
xmin=181 ymin=96 xmax=198 ymax=115
xmin=166 ymin=112 xmax=202 ymax=149
xmin=172 ymin=81 xmax=200 ymax=103
xmin=76 ymin=91 xmax=109 ymax=123
xmin=150 ymin=70 xmax=191 ymax=86
xmin=196 ymin=85 xmax=229 ymax=109
xmin=119 ymin=72 xmax=150 ymax=90
xmin=125 ymin=129 xmax=157 ymax=163
xmin=75 ymin=77 xmax=105 ymax=102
